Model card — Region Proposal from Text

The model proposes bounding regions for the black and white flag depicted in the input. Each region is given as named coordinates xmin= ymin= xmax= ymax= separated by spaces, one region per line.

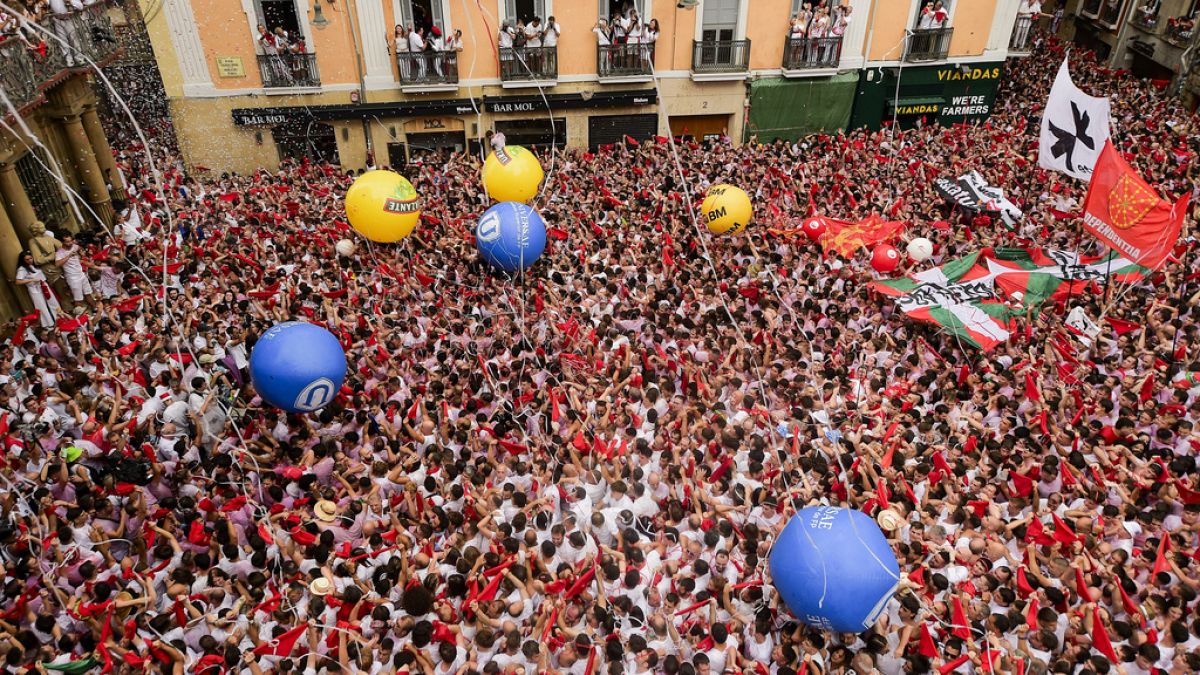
xmin=1039 ymin=56 xmax=1111 ymax=181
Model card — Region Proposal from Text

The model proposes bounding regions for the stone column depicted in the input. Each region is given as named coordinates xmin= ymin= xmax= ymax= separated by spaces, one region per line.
xmin=0 ymin=204 xmax=31 ymax=313
xmin=81 ymin=106 xmax=124 ymax=201
xmin=0 ymin=161 xmax=37 ymax=243
xmin=58 ymin=112 xmax=114 ymax=227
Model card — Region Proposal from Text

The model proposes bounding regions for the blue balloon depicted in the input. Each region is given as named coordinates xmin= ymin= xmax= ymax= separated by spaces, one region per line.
xmin=250 ymin=322 xmax=347 ymax=413
xmin=475 ymin=202 xmax=547 ymax=273
xmin=769 ymin=506 xmax=900 ymax=633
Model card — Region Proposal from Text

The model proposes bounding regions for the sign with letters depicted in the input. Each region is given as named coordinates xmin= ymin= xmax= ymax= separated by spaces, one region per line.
xmin=216 ymin=57 xmax=245 ymax=78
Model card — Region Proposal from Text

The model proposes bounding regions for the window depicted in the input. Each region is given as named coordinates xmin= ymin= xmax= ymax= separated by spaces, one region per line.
xmin=599 ymin=0 xmax=645 ymax=19
xmin=396 ymin=0 xmax=447 ymax=35
xmin=256 ymin=0 xmax=302 ymax=41
xmin=1099 ymin=0 xmax=1125 ymax=26
xmin=702 ymin=0 xmax=738 ymax=43
xmin=504 ymin=0 xmax=547 ymax=24
xmin=913 ymin=0 xmax=952 ymax=29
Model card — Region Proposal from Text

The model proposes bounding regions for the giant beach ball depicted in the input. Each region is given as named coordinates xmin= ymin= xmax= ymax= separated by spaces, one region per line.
xmin=250 ymin=322 xmax=347 ymax=413
xmin=482 ymin=145 xmax=544 ymax=203
xmin=345 ymin=170 xmax=421 ymax=243
xmin=769 ymin=506 xmax=900 ymax=633
xmin=475 ymin=202 xmax=547 ymax=273
xmin=870 ymin=244 xmax=900 ymax=273
xmin=702 ymin=184 xmax=753 ymax=236
xmin=906 ymin=237 xmax=934 ymax=262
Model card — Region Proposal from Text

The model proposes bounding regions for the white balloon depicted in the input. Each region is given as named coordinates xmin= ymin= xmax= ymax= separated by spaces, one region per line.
xmin=906 ymin=237 xmax=934 ymax=262
xmin=335 ymin=239 xmax=356 ymax=257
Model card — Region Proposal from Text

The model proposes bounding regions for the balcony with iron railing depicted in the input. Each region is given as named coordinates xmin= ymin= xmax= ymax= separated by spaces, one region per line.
xmin=1132 ymin=6 xmax=1161 ymax=33
xmin=597 ymin=43 xmax=654 ymax=81
xmin=1009 ymin=15 xmax=1035 ymax=53
xmin=1166 ymin=16 xmax=1194 ymax=46
xmin=691 ymin=39 xmax=750 ymax=79
xmin=904 ymin=27 xmax=953 ymax=62
xmin=782 ymin=35 xmax=842 ymax=73
xmin=0 ymin=2 xmax=122 ymax=115
xmin=257 ymin=53 xmax=321 ymax=89
xmin=397 ymin=50 xmax=459 ymax=90
xmin=499 ymin=46 xmax=558 ymax=84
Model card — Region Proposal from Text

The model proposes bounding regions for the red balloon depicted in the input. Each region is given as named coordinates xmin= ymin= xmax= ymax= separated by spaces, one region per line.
xmin=802 ymin=217 xmax=826 ymax=242
xmin=871 ymin=244 xmax=901 ymax=273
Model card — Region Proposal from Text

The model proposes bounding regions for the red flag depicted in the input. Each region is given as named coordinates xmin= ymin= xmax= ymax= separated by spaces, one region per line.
xmin=1082 ymin=141 xmax=1188 ymax=269
xmin=1091 ymin=606 xmax=1119 ymax=662
xmin=476 ymin=570 xmax=505 ymax=602
xmin=1106 ymin=317 xmax=1141 ymax=335
xmin=1074 ymin=566 xmax=1090 ymax=600
xmin=1152 ymin=534 xmax=1171 ymax=576
xmin=548 ymin=386 xmax=561 ymax=422
xmin=950 ymin=596 xmax=970 ymax=639
xmin=1052 ymin=514 xmax=1078 ymax=545
xmin=1011 ymin=471 xmax=1034 ymax=497
xmin=1061 ymin=462 xmax=1077 ymax=487
xmin=939 ymin=654 xmax=970 ymax=675
xmin=253 ymin=624 xmax=307 ymax=656
xmin=819 ymin=214 xmax=906 ymax=258
xmin=1026 ymin=597 xmax=1039 ymax=631
xmin=1140 ymin=374 xmax=1156 ymax=403
xmin=1025 ymin=371 xmax=1040 ymax=401
xmin=1016 ymin=567 xmax=1035 ymax=597
xmin=917 ymin=623 xmax=938 ymax=657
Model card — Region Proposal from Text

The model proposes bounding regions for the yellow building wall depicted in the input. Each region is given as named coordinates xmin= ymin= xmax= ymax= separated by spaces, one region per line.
xmin=868 ymin=0 xmax=914 ymax=61
xmin=139 ymin=0 xmax=184 ymax=96
xmin=746 ymin=0 xmax=791 ymax=70
xmin=949 ymin=0 xmax=998 ymax=57
xmin=444 ymin=0 xmax=499 ymax=79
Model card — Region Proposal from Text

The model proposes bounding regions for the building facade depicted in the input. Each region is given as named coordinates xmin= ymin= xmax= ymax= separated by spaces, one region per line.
xmin=0 ymin=2 xmax=127 ymax=323
xmin=143 ymin=0 xmax=1033 ymax=173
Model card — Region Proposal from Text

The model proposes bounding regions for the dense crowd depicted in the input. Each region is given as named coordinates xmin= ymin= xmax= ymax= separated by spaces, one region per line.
xmin=2 ymin=29 xmax=1200 ymax=675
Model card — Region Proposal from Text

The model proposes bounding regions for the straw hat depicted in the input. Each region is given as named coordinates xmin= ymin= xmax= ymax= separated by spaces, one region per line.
xmin=314 ymin=500 xmax=338 ymax=522
xmin=309 ymin=577 xmax=333 ymax=596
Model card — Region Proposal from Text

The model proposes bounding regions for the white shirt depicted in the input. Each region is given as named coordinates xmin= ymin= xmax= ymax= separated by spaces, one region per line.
xmin=409 ymin=31 xmax=426 ymax=52
xmin=524 ymin=24 xmax=542 ymax=47
xmin=543 ymin=21 xmax=560 ymax=47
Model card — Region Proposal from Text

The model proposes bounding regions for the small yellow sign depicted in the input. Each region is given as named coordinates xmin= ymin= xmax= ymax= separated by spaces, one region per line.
xmin=216 ymin=57 xmax=245 ymax=78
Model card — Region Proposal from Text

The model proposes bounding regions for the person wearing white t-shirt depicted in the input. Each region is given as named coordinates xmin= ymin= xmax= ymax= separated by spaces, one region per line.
xmin=408 ymin=27 xmax=427 ymax=78
xmin=543 ymin=16 xmax=560 ymax=47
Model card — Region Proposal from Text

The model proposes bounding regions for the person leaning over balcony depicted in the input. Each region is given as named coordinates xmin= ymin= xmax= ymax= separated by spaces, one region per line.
xmin=48 ymin=0 xmax=82 ymax=65
xmin=524 ymin=17 xmax=543 ymax=73
xmin=1014 ymin=0 xmax=1046 ymax=50
xmin=643 ymin=18 xmax=659 ymax=65
xmin=543 ymin=15 xmax=560 ymax=50
xmin=790 ymin=6 xmax=810 ymax=64
xmin=594 ymin=18 xmax=612 ymax=74
xmin=394 ymin=25 xmax=410 ymax=80
xmin=409 ymin=25 xmax=427 ymax=79
xmin=808 ymin=6 xmax=830 ymax=64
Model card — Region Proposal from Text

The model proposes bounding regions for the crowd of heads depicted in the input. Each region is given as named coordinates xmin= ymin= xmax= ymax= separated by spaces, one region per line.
xmin=2 ymin=26 xmax=1200 ymax=675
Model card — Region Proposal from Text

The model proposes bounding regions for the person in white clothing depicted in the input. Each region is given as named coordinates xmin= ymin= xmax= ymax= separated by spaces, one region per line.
xmin=54 ymin=233 xmax=95 ymax=308
xmin=14 ymin=251 xmax=61 ymax=327
xmin=409 ymin=26 xmax=427 ymax=78
xmin=543 ymin=16 xmax=560 ymax=47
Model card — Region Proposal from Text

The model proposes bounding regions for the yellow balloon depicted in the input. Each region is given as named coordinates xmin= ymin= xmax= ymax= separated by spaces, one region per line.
xmin=701 ymin=184 xmax=753 ymax=236
xmin=482 ymin=145 xmax=544 ymax=203
xmin=344 ymin=170 xmax=421 ymax=243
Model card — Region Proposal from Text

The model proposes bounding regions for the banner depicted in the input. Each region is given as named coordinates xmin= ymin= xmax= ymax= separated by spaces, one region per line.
xmin=1082 ymin=141 xmax=1188 ymax=269
xmin=872 ymin=254 xmax=1013 ymax=351
xmin=934 ymin=172 xmax=1023 ymax=227
xmin=1039 ymin=56 xmax=1112 ymax=181
xmin=959 ymin=172 xmax=1023 ymax=227
xmin=820 ymin=214 xmax=906 ymax=258
xmin=985 ymin=248 xmax=1149 ymax=306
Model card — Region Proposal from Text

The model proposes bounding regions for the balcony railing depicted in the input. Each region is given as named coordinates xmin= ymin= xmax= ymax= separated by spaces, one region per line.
xmin=0 ymin=3 xmax=120 ymax=113
xmin=1009 ymin=15 xmax=1035 ymax=52
xmin=905 ymin=27 xmax=953 ymax=62
xmin=598 ymin=43 xmax=654 ymax=79
xmin=397 ymin=50 xmax=459 ymax=86
xmin=782 ymin=35 xmax=842 ymax=70
xmin=499 ymin=46 xmax=558 ymax=82
xmin=1167 ymin=19 xmax=1194 ymax=46
xmin=257 ymin=53 xmax=320 ymax=88
xmin=1132 ymin=8 xmax=1160 ymax=32
xmin=692 ymin=39 xmax=751 ymax=73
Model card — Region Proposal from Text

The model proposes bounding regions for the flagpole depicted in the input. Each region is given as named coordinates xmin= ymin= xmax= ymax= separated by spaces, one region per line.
xmin=1102 ymin=246 xmax=1115 ymax=304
